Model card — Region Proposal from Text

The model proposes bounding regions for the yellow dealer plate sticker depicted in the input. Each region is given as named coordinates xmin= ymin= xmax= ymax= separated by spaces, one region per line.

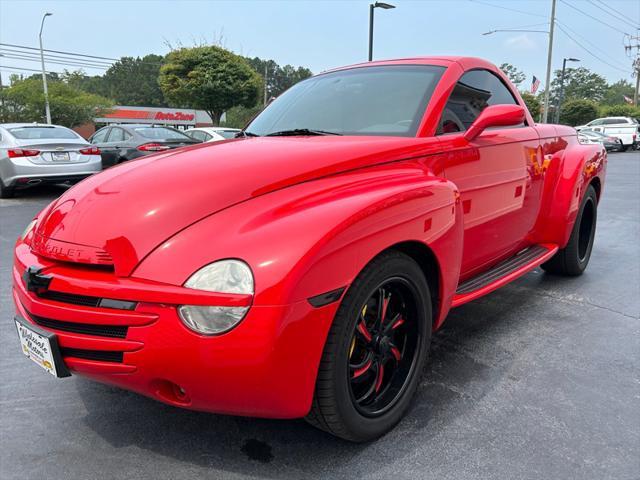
xmin=15 ymin=320 xmax=58 ymax=377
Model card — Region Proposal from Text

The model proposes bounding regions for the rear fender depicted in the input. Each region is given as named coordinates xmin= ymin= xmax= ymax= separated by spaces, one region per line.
xmin=532 ymin=140 xmax=606 ymax=247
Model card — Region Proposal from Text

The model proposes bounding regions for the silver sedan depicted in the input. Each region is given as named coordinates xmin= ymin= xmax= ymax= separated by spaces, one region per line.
xmin=0 ymin=123 xmax=102 ymax=198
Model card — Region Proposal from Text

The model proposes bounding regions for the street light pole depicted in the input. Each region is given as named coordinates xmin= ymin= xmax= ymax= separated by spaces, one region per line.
xmin=541 ymin=0 xmax=556 ymax=123
xmin=554 ymin=57 xmax=580 ymax=124
xmin=368 ymin=2 xmax=395 ymax=62
xmin=39 ymin=12 xmax=53 ymax=124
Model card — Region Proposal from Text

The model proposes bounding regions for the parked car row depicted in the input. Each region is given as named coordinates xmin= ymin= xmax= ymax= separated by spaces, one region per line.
xmin=576 ymin=116 xmax=639 ymax=151
xmin=0 ymin=123 xmax=244 ymax=198
xmin=0 ymin=123 xmax=102 ymax=198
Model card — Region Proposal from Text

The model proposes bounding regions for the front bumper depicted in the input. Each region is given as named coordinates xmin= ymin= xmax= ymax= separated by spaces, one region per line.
xmin=13 ymin=243 xmax=337 ymax=418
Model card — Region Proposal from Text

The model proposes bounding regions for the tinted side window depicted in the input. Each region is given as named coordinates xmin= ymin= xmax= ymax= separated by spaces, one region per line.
xmin=588 ymin=119 xmax=603 ymax=126
xmin=91 ymin=128 xmax=109 ymax=143
xmin=437 ymin=69 xmax=518 ymax=135
xmin=189 ymin=131 xmax=206 ymax=141
xmin=108 ymin=128 xmax=125 ymax=142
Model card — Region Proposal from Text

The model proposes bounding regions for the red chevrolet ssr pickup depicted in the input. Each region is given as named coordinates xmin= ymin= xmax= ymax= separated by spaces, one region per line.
xmin=13 ymin=56 xmax=606 ymax=441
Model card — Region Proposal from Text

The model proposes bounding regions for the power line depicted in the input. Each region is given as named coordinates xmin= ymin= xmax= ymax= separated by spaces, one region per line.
xmin=0 ymin=42 xmax=164 ymax=67
xmin=556 ymin=21 xmax=630 ymax=71
xmin=587 ymin=0 xmax=639 ymax=30
xmin=559 ymin=0 xmax=630 ymax=35
xmin=556 ymin=23 xmax=632 ymax=74
xmin=592 ymin=0 xmax=640 ymax=28
xmin=467 ymin=0 xmax=547 ymax=19
xmin=0 ymin=54 xmax=111 ymax=70
xmin=0 ymin=65 xmax=53 ymax=74
xmin=0 ymin=47 xmax=114 ymax=67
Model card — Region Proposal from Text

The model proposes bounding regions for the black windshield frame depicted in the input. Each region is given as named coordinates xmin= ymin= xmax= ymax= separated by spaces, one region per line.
xmin=246 ymin=65 xmax=446 ymax=138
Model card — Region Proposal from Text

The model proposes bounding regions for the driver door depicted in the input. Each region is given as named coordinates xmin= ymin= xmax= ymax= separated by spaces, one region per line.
xmin=436 ymin=69 xmax=543 ymax=279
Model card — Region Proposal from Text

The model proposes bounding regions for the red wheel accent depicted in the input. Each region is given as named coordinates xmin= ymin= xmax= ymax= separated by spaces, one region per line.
xmin=390 ymin=346 xmax=402 ymax=362
xmin=352 ymin=358 xmax=373 ymax=379
xmin=356 ymin=321 xmax=372 ymax=343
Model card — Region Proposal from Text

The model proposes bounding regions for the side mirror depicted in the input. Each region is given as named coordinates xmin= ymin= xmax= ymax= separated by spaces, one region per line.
xmin=463 ymin=104 xmax=526 ymax=141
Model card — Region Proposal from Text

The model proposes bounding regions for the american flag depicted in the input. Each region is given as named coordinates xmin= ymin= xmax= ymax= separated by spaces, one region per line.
xmin=531 ymin=75 xmax=540 ymax=94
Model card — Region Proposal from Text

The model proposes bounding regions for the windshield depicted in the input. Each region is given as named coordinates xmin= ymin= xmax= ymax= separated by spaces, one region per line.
xmin=246 ymin=65 xmax=445 ymax=137
xmin=134 ymin=127 xmax=191 ymax=140
xmin=9 ymin=126 xmax=79 ymax=140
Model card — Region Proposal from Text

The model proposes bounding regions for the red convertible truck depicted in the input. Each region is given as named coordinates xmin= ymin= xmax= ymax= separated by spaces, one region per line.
xmin=13 ymin=57 xmax=606 ymax=441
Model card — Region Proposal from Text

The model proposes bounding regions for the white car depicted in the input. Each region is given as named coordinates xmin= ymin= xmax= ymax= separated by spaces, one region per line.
xmin=575 ymin=117 xmax=639 ymax=151
xmin=0 ymin=123 xmax=102 ymax=198
xmin=184 ymin=127 xmax=241 ymax=143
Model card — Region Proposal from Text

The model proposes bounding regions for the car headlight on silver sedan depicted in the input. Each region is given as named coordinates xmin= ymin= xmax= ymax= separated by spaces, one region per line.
xmin=178 ymin=259 xmax=254 ymax=335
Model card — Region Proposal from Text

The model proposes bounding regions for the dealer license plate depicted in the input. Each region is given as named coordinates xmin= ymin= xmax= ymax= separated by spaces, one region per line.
xmin=15 ymin=318 xmax=66 ymax=377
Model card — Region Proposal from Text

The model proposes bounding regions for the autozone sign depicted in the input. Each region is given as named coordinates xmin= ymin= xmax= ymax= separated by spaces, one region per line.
xmin=154 ymin=112 xmax=195 ymax=121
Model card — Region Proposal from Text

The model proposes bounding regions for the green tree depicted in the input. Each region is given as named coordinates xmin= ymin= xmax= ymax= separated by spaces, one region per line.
xmin=550 ymin=67 xmax=608 ymax=104
xmin=222 ymin=104 xmax=263 ymax=128
xmin=245 ymin=57 xmax=313 ymax=101
xmin=0 ymin=77 xmax=112 ymax=126
xmin=62 ymin=70 xmax=109 ymax=98
xmin=499 ymin=63 xmax=526 ymax=86
xmin=519 ymin=91 xmax=542 ymax=121
xmin=599 ymin=103 xmax=640 ymax=118
xmin=601 ymin=79 xmax=635 ymax=106
xmin=101 ymin=54 xmax=166 ymax=106
xmin=159 ymin=46 xmax=261 ymax=125
xmin=559 ymin=99 xmax=599 ymax=126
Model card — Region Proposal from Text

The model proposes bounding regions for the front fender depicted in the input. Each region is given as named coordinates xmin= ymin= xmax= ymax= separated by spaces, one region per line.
xmin=132 ymin=159 xmax=462 ymax=417
xmin=134 ymin=159 xmax=462 ymax=312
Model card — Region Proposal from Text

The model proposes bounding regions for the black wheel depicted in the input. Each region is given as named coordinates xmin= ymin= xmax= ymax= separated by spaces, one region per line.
xmin=0 ymin=181 xmax=15 ymax=199
xmin=619 ymin=145 xmax=628 ymax=152
xmin=306 ymin=251 xmax=431 ymax=442
xmin=542 ymin=184 xmax=598 ymax=276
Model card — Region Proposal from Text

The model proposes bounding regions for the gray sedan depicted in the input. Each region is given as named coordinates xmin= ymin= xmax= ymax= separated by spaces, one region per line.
xmin=0 ymin=123 xmax=101 ymax=198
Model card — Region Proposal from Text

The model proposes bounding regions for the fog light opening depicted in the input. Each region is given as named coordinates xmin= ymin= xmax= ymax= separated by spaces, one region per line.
xmin=151 ymin=379 xmax=191 ymax=405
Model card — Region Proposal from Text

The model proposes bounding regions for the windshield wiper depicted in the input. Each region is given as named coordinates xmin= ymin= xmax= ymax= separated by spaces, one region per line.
xmin=235 ymin=131 xmax=260 ymax=138
xmin=265 ymin=128 xmax=342 ymax=137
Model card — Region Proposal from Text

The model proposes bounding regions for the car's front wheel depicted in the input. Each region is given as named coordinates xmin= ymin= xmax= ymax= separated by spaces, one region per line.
xmin=306 ymin=251 xmax=431 ymax=442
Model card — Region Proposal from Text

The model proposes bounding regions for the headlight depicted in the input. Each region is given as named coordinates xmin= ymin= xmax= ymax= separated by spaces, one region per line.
xmin=178 ymin=259 xmax=253 ymax=335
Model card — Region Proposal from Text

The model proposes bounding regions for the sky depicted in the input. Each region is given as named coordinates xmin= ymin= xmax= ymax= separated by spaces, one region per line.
xmin=0 ymin=0 xmax=638 ymax=89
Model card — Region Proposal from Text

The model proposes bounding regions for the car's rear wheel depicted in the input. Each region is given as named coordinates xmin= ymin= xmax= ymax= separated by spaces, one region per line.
xmin=0 ymin=181 xmax=15 ymax=199
xmin=306 ymin=251 xmax=431 ymax=442
xmin=542 ymin=184 xmax=598 ymax=276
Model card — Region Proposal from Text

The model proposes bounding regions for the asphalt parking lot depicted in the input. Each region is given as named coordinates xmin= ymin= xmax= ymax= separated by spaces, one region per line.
xmin=1 ymin=151 xmax=638 ymax=480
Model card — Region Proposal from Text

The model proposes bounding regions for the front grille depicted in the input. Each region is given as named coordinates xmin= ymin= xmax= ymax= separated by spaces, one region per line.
xmin=36 ymin=290 xmax=137 ymax=311
xmin=60 ymin=347 xmax=123 ymax=363
xmin=38 ymin=290 xmax=100 ymax=307
xmin=29 ymin=311 xmax=128 ymax=339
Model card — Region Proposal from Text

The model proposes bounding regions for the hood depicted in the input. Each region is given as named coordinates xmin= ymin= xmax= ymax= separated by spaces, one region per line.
xmin=33 ymin=136 xmax=439 ymax=276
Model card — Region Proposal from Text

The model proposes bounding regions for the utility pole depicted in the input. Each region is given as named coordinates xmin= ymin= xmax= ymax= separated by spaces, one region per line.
xmin=542 ymin=0 xmax=556 ymax=123
xmin=39 ymin=12 xmax=53 ymax=124
xmin=263 ymin=64 xmax=268 ymax=106
xmin=624 ymin=33 xmax=640 ymax=106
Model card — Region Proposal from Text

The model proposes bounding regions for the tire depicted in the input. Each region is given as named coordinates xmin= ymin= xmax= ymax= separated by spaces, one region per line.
xmin=542 ymin=184 xmax=598 ymax=276
xmin=0 ymin=181 xmax=15 ymax=199
xmin=619 ymin=145 xmax=628 ymax=152
xmin=306 ymin=251 xmax=432 ymax=442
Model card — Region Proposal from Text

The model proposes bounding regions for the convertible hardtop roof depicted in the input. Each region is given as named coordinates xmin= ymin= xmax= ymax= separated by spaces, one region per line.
xmin=321 ymin=56 xmax=498 ymax=75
